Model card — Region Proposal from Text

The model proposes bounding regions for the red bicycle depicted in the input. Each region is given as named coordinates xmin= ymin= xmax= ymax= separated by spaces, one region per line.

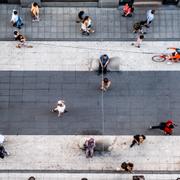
xmin=152 ymin=54 xmax=180 ymax=63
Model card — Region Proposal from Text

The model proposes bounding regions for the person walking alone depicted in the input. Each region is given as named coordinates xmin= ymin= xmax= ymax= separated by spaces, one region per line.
xmin=130 ymin=135 xmax=146 ymax=148
xmin=150 ymin=119 xmax=177 ymax=135
xmin=51 ymin=100 xmax=67 ymax=117
xmin=100 ymin=77 xmax=111 ymax=92
xmin=31 ymin=2 xmax=40 ymax=21
xmin=10 ymin=10 xmax=24 ymax=29
xmin=131 ymin=34 xmax=144 ymax=48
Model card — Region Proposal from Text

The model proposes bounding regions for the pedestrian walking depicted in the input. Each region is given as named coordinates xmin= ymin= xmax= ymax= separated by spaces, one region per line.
xmin=131 ymin=34 xmax=144 ymax=48
xmin=130 ymin=135 xmax=146 ymax=148
xmin=80 ymin=16 xmax=95 ymax=36
xmin=121 ymin=162 xmax=134 ymax=172
xmin=52 ymin=100 xmax=67 ymax=117
xmin=122 ymin=3 xmax=134 ymax=17
xmin=31 ymin=2 xmax=40 ymax=21
xmin=133 ymin=21 xmax=146 ymax=34
xmin=0 ymin=145 xmax=9 ymax=159
xmin=14 ymin=31 xmax=32 ymax=48
xmin=10 ymin=9 xmax=24 ymax=29
xmin=98 ymin=54 xmax=110 ymax=75
xmin=84 ymin=138 xmax=96 ymax=158
xmin=150 ymin=119 xmax=177 ymax=135
xmin=100 ymin=77 xmax=111 ymax=91
xmin=143 ymin=9 xmax=155 ymax=28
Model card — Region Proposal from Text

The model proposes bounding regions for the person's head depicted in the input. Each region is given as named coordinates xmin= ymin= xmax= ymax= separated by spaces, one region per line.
xmin=81 ymin=178 xmax=88 ymax=180
xmin=103 ymin=77 xmax=109 ymax=83
xmin=139 ymin=35 xmax=144 ymax=40
xmin=13 ymin=10 xmax=18 ymax=15
xmin=33 ymin=2 xmax=38 ymax=7
xmin=151 ymin=10 xmax=155 ymax=14
xmin=141 ymin=135 xmax=146 ymax=140
xmin=88 ymin=138 xmax=94 ymax=143
xmin=169 ymin=124 xmax=174 ymax=129
xmin=14 ymin=31 xmax=19 ymax=35
xmin=127 ymin=162 xmax=134 ymax=168
xmin=28 ymin=177 xmax=35 ymax=180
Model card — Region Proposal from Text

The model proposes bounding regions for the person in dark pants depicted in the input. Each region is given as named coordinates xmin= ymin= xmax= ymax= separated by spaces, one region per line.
xmin=130 ymin=135 xmax=146 ymax=148
xmin=98 ymin=54 xmax=110 ymax=75
xmin=150 ymin=120 xmax=177 ymax=135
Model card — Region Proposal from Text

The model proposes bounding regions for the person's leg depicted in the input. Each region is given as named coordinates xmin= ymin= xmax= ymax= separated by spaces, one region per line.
xmin=89 ymin=148 xmax=94 ymax=157
xmin=85 ymin=149 xmax=89 ymax=158
xmin=98 ymin=63 xmax=102 ymax=74
xmin=130 ymin=140 xmax=136 ymax=148
xmin=151 ymin=125 xmax=161 ymax=129
xmin=103 ymin=66 xmax=107 ymax=74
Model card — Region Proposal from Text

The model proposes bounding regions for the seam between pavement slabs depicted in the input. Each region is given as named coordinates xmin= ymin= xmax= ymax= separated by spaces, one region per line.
xmin=0 ymin=170 xmax=180 ymax=174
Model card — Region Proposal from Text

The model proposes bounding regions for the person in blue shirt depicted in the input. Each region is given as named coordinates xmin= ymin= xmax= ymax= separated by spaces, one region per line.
xmin=98 ymin=54 xmax=110 ymax=75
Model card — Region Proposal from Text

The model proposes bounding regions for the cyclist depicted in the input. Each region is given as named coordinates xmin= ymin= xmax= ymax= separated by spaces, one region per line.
xmin=167 ymin=47 xmax=180 ymax=62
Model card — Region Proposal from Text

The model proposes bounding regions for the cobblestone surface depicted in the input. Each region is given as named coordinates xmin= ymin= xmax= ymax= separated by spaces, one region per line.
xmin=0 ymin=5 xmax=180 ymax=41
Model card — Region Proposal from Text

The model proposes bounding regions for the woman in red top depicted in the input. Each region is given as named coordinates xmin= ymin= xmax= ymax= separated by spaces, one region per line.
xmin=150 ymin=120 xmax=176 ymax=135
xmin=122 ymin=3 xmax=134 ymax=17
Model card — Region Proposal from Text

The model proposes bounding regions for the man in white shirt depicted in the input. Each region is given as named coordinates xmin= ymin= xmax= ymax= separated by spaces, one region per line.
xmin=52 ymin=100 xmax=67 ymax=117
xmin=11 ymin=10 xmax=18 ymax=26
xmin=145 ymin=10 xmax=155 ymax=28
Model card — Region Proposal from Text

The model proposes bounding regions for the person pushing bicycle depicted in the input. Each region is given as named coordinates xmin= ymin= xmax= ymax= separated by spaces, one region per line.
xmin=167 ymin=47 xmax=180 ymax=62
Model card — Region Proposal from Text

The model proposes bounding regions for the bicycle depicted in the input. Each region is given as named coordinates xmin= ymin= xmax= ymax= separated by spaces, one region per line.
xmin=152 ymin=54 xmax=180 ymax=63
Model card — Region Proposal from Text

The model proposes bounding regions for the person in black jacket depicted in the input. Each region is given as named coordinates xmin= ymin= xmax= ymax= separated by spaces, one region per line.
xmin=130 ymin=135 xmax=146 ymax=148
xmin=0 ymin=145 xmax=9 ymax=159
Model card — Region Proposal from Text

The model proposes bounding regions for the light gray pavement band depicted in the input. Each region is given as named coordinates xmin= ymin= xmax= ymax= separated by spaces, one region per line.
xmin=1 ymin=5 xmax=180 ymax=41
xmin=0 ymin=136 xmax=180 ymax=171
xmin=1 ymin=41 xmax=180 ymax=71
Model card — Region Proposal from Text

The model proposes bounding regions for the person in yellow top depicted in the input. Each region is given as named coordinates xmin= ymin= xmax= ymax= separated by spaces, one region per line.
xmin=31 ymin=2 xmax=40 ymax=21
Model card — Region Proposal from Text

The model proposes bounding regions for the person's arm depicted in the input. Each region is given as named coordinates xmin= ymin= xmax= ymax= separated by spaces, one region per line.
xmin=99 ymin=57 xmax=103 ymax=67
xmin=106 ymin=81 xmax=111 ymax=88
xmin=104 ymin=59 xmax=110 ymax=67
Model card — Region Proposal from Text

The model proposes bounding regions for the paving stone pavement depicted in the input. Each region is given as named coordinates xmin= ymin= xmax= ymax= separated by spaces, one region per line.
xmin=0 ymin=4 xmax=180 ymax=41
xmin=0 ymin=136 xmax=180 ymax=171
xmin=0 ymin=71 xmax=180 ymax=135
xmin=0 ymin=41 xmax=180 ymax=135
xmin=0 ymin=173 xmax=180 ymax=180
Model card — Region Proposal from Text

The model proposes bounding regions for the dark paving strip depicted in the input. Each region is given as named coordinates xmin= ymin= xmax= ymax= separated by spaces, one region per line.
xmin=2 ymin=38 xmax=180 ymax=41
xmin=0 ymin=71 xmax=180 ymax=135
xmin=0 ymin=169 xmax=180 ymax=174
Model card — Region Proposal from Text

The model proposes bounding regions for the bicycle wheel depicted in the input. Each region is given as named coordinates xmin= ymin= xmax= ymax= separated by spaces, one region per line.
xmin=152 ymin=55 xmax=166 ymax=62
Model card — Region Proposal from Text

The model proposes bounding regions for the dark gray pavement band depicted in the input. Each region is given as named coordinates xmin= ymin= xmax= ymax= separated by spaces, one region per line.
xmin=0 ymin=71 xmax=180 ymax=135
xmin=0 ymin=4 xmax=180 ymax=41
